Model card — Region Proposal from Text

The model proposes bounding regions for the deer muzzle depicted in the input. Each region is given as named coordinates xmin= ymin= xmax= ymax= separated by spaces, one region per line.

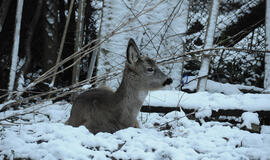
xmin=163 ymin=78 xmax=173 ymax=86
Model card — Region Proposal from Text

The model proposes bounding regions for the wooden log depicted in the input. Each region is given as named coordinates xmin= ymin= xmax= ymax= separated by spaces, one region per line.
xmin=141 ymin=105 xmax=270 ymax=126
xmin=141 ymin=106 xmax=180 ymax=113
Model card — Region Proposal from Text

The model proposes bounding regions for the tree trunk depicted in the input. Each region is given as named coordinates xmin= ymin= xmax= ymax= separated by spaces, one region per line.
xmin=8 ymin=0 xmax=24 ymax=99
xmin=72 ymin=0 xmax=86 ymax=85
xmin=87 ymin=0 xmax=104 ymax=81
xmin=23 ymin=0 xmax=43 ymax=74
xmin=197 ymin=0 xmax=220 ymax=92
xmin=42 ymin=0 xmax=59 ymax=72
xmin=264 ymin=0 xmax=270 ymax=92
xmin=50 ymin=0 xmax=75 ymax=87
xmin=170 ymin=0 xmax=189 ymax=89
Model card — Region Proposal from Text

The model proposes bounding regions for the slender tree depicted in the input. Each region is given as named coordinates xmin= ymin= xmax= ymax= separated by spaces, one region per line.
xmin=170 ymin=0 xmax=189 ymax=89
xmin=15 ymin=0 xmax=43 ymax=98
xmin=8 ymin=0 xmax=24 ymax=99
xmin=197 ymin=0 xmax=220 ymax=92
xmin=264 ymin=0 xmax=270 ymax=92
xmin=87 ymin=0 xmax=104 ymax=81
xmin=42 ymin=0 xmax=59 ymax=71
xmin=72 ymin=0 xmax=86 ymax=85
xmin=23 ymin=0 xmax=43 ymax=75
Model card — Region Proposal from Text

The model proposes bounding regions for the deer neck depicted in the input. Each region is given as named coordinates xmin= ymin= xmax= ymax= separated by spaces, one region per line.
xmin=115 ymin=75 xmax=148 ymax=117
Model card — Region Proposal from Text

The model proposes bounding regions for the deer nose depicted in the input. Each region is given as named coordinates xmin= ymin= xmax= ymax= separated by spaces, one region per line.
xmin=163 ymin=78 xmax=173 ymax=86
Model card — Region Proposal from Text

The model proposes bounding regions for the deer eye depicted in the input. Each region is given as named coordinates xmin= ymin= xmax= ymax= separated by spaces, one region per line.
xmin=147 ymin=68 xmax=154 ymax=72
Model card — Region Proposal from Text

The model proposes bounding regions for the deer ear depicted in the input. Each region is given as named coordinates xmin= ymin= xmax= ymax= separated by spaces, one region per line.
xmin=126 ymin=38 xmax=140 ymax=64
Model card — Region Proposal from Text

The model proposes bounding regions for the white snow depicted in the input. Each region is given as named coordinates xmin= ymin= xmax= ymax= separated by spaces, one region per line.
xmin=241 ymin=112 xmax=260 ymax=129
xmin=47 ymin=17 xmax=55 ymax=25
xmin=195 ymin=107 xmax=212 ymax=119
xmin=261 ymin=125 xmax=270 ymax=134
xmin=144 ymin=90 xmax=270 ymax=111
xmin=185 ymin=78 xmax=241 ymax=94
xmin=182 ymin=76 xmax=263 ymax=94
xmin=1 ymin=90 xmax=270 ymax=159
xmin=81 ymin=84 xmax=92 ymax=90
xmin=16 ymin=73 xmax=25 ymax=93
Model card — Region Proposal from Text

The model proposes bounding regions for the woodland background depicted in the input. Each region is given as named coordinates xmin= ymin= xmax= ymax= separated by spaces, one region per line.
xmin=0 ymin=0 xmax=268 ymax=105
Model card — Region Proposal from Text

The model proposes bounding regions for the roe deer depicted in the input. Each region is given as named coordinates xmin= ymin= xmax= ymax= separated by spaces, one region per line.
xmin=66 ymin=38 xmax=172 ymax=134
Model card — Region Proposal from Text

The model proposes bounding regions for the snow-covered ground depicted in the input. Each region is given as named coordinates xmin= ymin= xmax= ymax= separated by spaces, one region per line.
xmin=1 ymin=90 xmax=270 ymax=160
xmin=182 ymin=76 xmax=264 ymax=94
xmin=145 ymin=90 xmax=270 ymax=112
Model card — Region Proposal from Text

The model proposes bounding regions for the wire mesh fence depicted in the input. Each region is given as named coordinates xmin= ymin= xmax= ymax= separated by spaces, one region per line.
xmin=184 ymin=0 xmax=265 ymax=87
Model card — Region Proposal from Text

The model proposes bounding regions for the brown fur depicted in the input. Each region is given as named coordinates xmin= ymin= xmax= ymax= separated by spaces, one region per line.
xmin=66 ymin=39 xmax=172 ymax=134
